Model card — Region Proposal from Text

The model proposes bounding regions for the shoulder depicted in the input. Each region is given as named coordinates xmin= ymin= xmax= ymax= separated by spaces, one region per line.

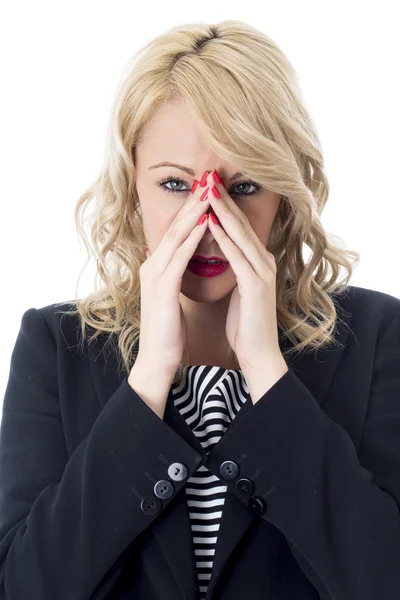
xmin=17 ymin=300 xmax=91 ymax=357
xmin=335 ymin=283 xmax=400 ymax=309
xmin=333 ymin=284 xmax=400 ymax=332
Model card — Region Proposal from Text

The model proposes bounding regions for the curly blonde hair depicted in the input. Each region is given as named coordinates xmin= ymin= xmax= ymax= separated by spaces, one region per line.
xmin=55 ymin=19 xmax=360 ymax=389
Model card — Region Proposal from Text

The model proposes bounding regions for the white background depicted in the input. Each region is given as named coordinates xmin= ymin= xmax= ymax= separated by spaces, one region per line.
xmin=1 ymin=0 xmax=399 ymax=406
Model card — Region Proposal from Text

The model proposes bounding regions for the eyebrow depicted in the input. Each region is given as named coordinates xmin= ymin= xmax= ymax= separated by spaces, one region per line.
xmin=148 ymin=162 xmax=243 ymax=180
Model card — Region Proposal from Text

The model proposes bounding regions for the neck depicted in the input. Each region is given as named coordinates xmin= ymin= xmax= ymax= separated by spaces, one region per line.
xmin=179 ymin=292 xmax=235 ymax=367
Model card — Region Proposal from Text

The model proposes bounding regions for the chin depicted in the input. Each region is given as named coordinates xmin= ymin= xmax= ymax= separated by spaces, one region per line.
xmin=180 ymin=274 xmax=235 ymax=302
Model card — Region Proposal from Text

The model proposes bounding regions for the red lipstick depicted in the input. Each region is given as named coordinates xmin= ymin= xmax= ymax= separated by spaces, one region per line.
xmin=187 ymin=255 xmax=230 ymax=277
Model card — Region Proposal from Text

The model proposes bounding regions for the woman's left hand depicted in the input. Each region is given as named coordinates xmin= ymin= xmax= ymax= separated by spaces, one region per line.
xmin=204 ymin=171 xmax=284 ymax=371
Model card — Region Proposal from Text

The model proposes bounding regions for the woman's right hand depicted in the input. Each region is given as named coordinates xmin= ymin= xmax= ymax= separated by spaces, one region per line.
xmin=133 ymin=171 xmax=214 ymax=377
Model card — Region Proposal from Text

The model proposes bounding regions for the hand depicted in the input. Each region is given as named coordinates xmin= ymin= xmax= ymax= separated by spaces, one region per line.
xmin=137 ymin=178 xmax=212 ymax=377
xmin=202 ymin=170 xmax=283 ymax=370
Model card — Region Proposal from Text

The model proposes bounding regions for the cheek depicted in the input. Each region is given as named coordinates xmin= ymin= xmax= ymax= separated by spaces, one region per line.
xmin=247 ymin=213 xmax=275 ymax=246
xmin=142 ymin=209 xmax=176 ymax=246
xmin=136 ymin=182 xmax=184 ymax=246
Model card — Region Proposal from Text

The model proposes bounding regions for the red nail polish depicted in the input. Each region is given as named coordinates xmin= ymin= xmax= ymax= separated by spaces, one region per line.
xmin=211 ymin=185 xmax=221 ymax=199
xmin=200 ymin=171 xmax=209 ymax=187
xmin=209 ymin=213 xmax=219 ymax=225
xmin=200 ymin=188 xmax=209 ymax=202
xmin=191 ymin=179 xmax=199 ymax=194
xmin=212 ymin=170 xmax=222 ymax=185
xmin=197 ymin=213 xmax=208 ymax=226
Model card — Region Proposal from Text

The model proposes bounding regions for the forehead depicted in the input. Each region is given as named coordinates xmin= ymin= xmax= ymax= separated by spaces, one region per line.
xmin=136 ymin=100 xmax=224 ymax=169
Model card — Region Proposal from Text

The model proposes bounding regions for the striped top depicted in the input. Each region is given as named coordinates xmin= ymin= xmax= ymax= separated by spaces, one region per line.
xmin=171 ymin=364 xmax=250 ymax=600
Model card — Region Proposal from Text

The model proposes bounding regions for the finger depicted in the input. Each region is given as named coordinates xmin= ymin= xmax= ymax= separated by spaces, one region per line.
xmin=153 ymin=181 xmax=211 ymax=273
xmin=207 ymin=173 xmax=266 ymax=256
xmin=167 ymin=213 xmax=209 ymax=286
xmin=208 ymin=213 xmax=257 ymax=282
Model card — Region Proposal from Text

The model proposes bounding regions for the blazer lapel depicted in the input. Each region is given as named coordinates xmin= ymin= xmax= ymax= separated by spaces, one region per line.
xmin=87 ymin=295 xmax=354 ymax=600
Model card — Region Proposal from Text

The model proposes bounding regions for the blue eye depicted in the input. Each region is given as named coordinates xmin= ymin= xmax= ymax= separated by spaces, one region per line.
xmin=157 ymin=176 xmax=261 ymax=197
xmin=158 ymin=177 xmax=189 ymax=193
xmin=233 ymin=181 xmax=259 ymax=196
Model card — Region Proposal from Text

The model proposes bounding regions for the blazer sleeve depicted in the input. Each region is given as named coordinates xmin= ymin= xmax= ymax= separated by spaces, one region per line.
xmin=205 ymin=306 xmax=400 ymax=600
xmin=0 ymin=308 xmax=205 ymax=600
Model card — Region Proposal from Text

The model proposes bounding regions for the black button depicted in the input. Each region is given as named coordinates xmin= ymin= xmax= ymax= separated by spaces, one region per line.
xmin=235 ymin=477 xmax=255 ymax=497
xmin=140 ymin=494 xmax=162 ymax=515
xmin=154 ymin=479 xmax=175 ymax=500
xmin=168 ymin=462 xmax=189 ymax=482
xmin=248 ymin=496 xmax=267 ymax=515
xmin=219 ymin=460 xmax=240 ymax=481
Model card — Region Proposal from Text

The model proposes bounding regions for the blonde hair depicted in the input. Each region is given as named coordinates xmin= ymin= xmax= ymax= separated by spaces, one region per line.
xmin=55 ymin=19 xmax=360 ymax=389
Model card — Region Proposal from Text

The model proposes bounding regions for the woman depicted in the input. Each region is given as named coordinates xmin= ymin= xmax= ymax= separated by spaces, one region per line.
xmin=1 ymin=19 xmax=400 ymax=600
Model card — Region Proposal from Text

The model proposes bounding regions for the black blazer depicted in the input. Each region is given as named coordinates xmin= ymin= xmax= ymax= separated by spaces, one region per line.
xmin=1 ymin=284 xmax=400 ymax=600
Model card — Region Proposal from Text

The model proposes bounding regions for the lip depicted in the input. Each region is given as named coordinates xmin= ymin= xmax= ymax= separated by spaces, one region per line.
xmin=187 ymin=260 xmax=230 ymax=277
xmin=191 ymin=254 xmax=228 ymax=262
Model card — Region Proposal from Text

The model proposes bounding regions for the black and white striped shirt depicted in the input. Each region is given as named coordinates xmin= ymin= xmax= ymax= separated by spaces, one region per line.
xmin=171 ymin=365 xmax=249 ymax=600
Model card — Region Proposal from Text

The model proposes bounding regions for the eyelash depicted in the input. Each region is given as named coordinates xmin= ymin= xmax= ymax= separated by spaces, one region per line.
xmin=157 ymin=176 xmax=261 ymax=197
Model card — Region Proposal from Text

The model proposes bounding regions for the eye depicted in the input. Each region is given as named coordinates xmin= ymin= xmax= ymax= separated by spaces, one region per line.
xmin=157 ymin=176 xmax=261 ymax=197
xmin=158 ymin=176 xmax=189 ymax=194
xmin=233 ymin=181 xmax=260 ymax=196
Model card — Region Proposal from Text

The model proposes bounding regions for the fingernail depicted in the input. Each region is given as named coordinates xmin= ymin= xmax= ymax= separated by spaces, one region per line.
xmin=191 ymin=179 xmax=200 ymax=194
xmin=211 ymin=184 xmax=221 ymax=199
xmin=197 ymin=213 xmax=208 ymax=226
xmin=200 ymin=171 xmax=209 ymax=187
xmin=212 ymin=170 xmax=222 ymax=185
xmin=200 ymin=188 xmax=209 ymax=202
xmin=209 ymin=213 xmax=219 ymax=225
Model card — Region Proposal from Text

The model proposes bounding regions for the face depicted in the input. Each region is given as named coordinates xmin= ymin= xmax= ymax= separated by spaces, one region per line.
xmin=134 ymin=99 xmax=282 ymax=308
